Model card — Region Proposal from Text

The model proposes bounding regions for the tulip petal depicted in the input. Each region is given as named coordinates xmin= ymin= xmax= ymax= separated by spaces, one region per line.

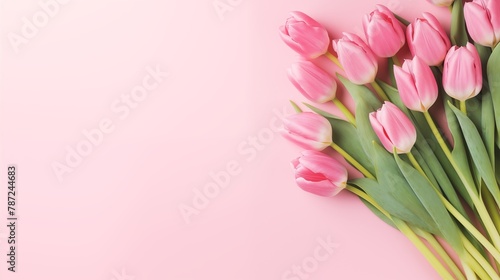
xmin=464 ymin=2 xmax=496 ymax=46
xmin=295 ymin=177 xmax=343 ymax=197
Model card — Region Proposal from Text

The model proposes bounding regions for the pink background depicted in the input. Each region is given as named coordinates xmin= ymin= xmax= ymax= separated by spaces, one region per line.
xmin=0 ymin=0 xmax=451 ymax=279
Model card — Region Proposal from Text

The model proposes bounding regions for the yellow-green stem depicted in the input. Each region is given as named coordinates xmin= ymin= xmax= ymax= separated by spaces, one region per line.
xmin=408 ymin=152 xmax=500 ymax=263
xmin=423 ymin=111 xmax=500 ymax=251
xmin=463 ymin=234 xmax=500 ymax=280
xmin=392 ymin=55 xmax=401 ymax=67
xmin=370 ymin=81 xmax=390 ymax=101
xmin=460 ymin=100 xmax=467 ymax=114
xmin=325 ymin=52 xmax=343 ymax=69
xmin=347 ymin=186 xmax=461 ymax=280
xmin=483 ymin=186 xmax=500 ymax=234
xmin=413 ymin=227 xmax=466 ymax=280
xmin=332 ymin=98 xmax=356 ymax=126
xmin=330 ymin=143 xmax=375 ymax=179
xmin=393 ymin=218 xmax=457 ymax=280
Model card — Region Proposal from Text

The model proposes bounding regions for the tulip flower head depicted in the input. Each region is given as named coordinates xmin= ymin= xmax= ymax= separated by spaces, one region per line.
xmin=281 ymin=112 xmax=333 ymax=151
xmin=363 ymin=5 xmax=405 ymax=58
xmin=370 ymin=102 xmax=417 ymax=154
xmin=287 ymin=61 xmax=337 ymax=103
xmin=443 ymin=43 xmax=483 ymax=101
xmin=426 ymin=0 xmax=454 ymax=6
xmin=279 ymin=11 xmax=330 ymax=59
xmin=292 ymin=150 xmax=348 ymax=197
xmin=407 ymin=13 xmax=451 ymax=66
xmin=394 ymin=56 xmax=438 ymax=112
xmin=464 ymin=0 xmax=500 ymax=47
xmin=332 ymin=32 xmax=378 ymax=85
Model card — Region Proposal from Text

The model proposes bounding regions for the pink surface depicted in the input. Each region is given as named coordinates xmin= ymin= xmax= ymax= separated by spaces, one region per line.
xmin=0 ymin=0 xmax=451 ymax=279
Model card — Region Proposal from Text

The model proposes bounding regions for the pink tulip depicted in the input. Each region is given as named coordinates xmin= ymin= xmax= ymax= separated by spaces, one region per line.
xmin=426 ymin=0 xmax=454 ymax=6
xmin=369 ymin=102 xmax=417 ymax=154
xmin=407 ymin=13 xmax=451 ymax=66
xmin=443 ymin=43 xmax=483 ymax=101
xmin=464 ymin=0 xmax=500 ymax=47
xmin=287 ymin=61 xmax=337 ymax=103
xmin=332 ymin=33 xmax=378 ymax=85
xmin=292 ymin=150 xmax=348 ymax=197
xmin=281 ymin=112 xmax=332 ymax=151
xmin=394 ymin=56 xmax=438 ymax=112
xmin=279 ymin=11 xmax=330 ymax=59
xmin=363 ymin=5 xmax=405 ymax=58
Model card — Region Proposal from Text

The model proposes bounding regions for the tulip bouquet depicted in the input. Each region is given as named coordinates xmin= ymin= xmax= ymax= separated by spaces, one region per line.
xmin=279 ymin=0 xmax=500 ymax=279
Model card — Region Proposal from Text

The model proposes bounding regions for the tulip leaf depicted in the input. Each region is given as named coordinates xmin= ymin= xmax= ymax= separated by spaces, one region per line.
xmin=303 ymin=102 xmax=376 ymax=175
xmin=481 ymin=89 xmax=495 ymax=170
xmin=393 ymin=13 xmax=410 ymax=27
xmin=378 ymin=81 xmax=470 ymax=214
xmin=444 ymin=95 xmax=478 ymax=200
xmin=351 ymin=176 xmax=437 ymax=234
xmin=394 ymin=153 xmax=463 ymax=254
xmin=337 ymin=75 xmax=381 ymax=110
xmin=358 ymin=196 xmax=396 ymax=229
xmin=449 ymin=102 xmax=500 ymax=206
xmin=487 ymin=44 xmax=500 ymax=140
xmin=337 ymin=75 xmax=382 ymax=159
xmin=289 ymin=100 xmax=303 ymax=113
xmin=355 ymin=142 xmax=438 ymax=234
xmin=475 ymin=43 xmax=491 ymax=74
xmin=450 ymin=0 xmax=468 ymax=46
xmin=303 ymin=103 xmax=338 ymax=119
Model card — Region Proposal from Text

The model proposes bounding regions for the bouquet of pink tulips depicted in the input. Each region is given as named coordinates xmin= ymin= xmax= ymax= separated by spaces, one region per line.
xmin=279 ymin=0 xmax=500 ymax=279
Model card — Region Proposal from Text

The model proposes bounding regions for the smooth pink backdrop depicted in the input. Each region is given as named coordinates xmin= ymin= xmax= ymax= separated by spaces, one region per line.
xmin=0 ymin=0 xmax=451 ymax=279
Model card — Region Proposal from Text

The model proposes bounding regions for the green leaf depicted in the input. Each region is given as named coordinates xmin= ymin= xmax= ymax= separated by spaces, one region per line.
xmin=303 ymin=103 xmax=338 ymax=119
xmin=481 ymin=89 xmax=495 ymax=170
xmin=303 ymin=102 xmax=375 ymax=175
xmin=337 ymin=75 xmax=381 ymax=110
xmin=393 ymin=13 xmax=410 ymax=26
xmin=351 ymin=177 xmax=437 ymax=234
xmin=444 ymin=95 xmax=478 ymax=201
xmin=449 ymin=102 xmax=500 ymax=206
xmin=475 ymin=43 xmax=491 ymax=74
xmin=289 ymin=100 xmax=303 ymax=113
xmin=394 ymin=153 xmax=464 ymax=254
xmin=353 ymin=143 xmax=439 ymax=234
xmin=358 ymin=196 xmax=396 ymax=229
xmin=378 ymin=81 xmax=470 ymax=215
xmin=450 ymin=0 xmax=468 ymax=46
xmin=487 ymin=44 xmax=500 ymax=141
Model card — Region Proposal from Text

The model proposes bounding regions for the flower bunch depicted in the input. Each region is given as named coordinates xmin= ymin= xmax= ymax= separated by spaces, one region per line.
xmin=279 ymin=1 xmax=500 ymax=279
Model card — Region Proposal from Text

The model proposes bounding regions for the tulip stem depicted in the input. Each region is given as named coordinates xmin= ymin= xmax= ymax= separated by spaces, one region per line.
xmin=325 ymin=52 xmax=343 ymax=69
xmin=459 ymin=100 xmax=467 ymax=114
xmin=463 ymin=235 xmax=500 ymax=280
xmin=407 ymin=152 xmax=500 ymax=264
xmin=423 ymin=111 xmax=500 ymax=253
xmin=330 ymin=143 xmax=374 ymax=179
xmin=332 ymin=98 xmax=356 ymax=126
xmin=413 ymin=227 xmax=466 ymax=280
xmin=346 ymin=186 xmax=457 ymax=280
xmin=392 ymin=55 xmax=401 ymax=67
xmin=370 ymin=81 xmax=390 ymax=101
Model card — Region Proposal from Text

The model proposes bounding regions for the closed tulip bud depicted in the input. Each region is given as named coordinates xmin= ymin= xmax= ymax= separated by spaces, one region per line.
xmin=443 ymin=43 xmax=483 ymax=101
xmin=426 ymin=0 xmax=454 ymax=6
xmin=291 ymin=150 xmax=348 ymax=197
xmin=407 ymin=13 xmax=451 ymax=66
xmin=394 ymin=56 xmax=438 ymax=112
xmin=287 ymin=61 xmax=337 ymax=103
xmin=281 ymin=112 xmax=332 ymax=151
xmin=332 ymin=32 xmax=378 ymax=85
xmin=464 ymin=0 xmax=500 ymax=47
xmin=279 ymin=11 xmax=330 ymax=59
xmin=363 ymin=5 xmax=405 ymax=58
xmin=370 ymin=102 xmax=417 ymax=154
